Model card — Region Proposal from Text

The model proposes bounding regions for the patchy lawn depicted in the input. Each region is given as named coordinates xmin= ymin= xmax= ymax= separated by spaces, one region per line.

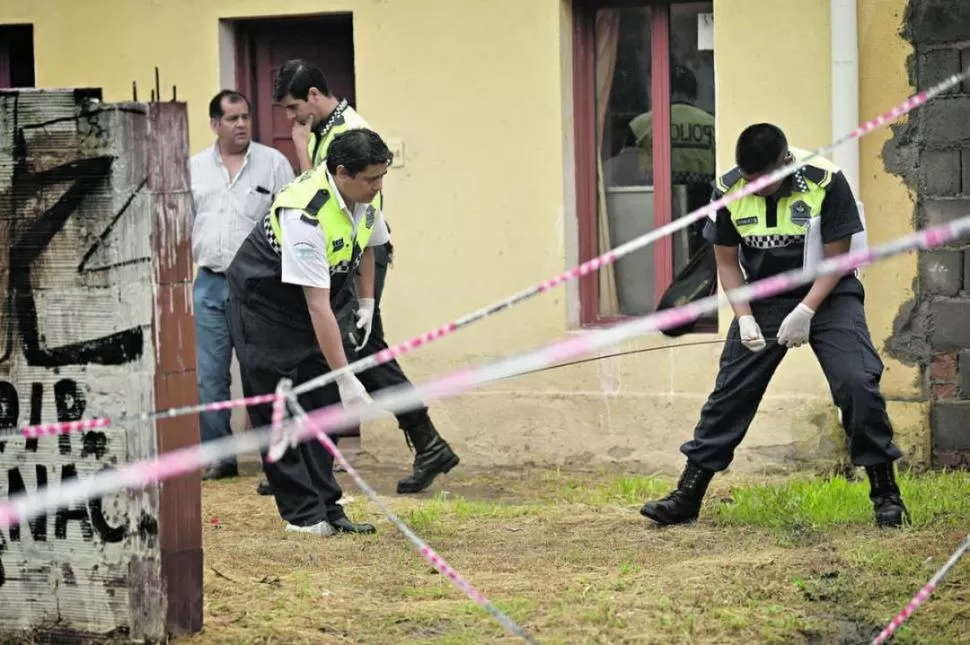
xmin=185 ymin=462 xmax=970 ymax=645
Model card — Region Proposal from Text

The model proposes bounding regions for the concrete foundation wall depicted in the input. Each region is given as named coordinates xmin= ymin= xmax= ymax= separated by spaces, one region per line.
xmin=0 ymin=89 xmax=199 ymax=642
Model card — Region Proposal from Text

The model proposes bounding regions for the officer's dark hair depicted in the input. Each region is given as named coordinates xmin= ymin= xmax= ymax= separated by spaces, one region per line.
xmin=671 ymin=64 xmax=698 ymax=101
xmin=735 ymin=123 xmax=788 ymax=175
xmin=326 ymin=129 xmax=394 ymax=176
xmin=273 ymin=59 xmax=330 ymax=102
xmin=209 ymin=90 xmax=249 ymax=120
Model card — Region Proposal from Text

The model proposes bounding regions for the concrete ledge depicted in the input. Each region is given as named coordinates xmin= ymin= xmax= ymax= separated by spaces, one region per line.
xmin=359 ymin=392 xmax=864 ymax=476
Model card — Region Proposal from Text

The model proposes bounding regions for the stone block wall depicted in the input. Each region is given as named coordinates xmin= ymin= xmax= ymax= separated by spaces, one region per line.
xmin=886 ymin=0 xmax=970 ymax=467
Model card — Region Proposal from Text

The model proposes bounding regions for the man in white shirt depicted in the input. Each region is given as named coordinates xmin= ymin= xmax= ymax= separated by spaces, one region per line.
xmin=224 ymin=129 xmax=391 ymax=536
xmin=189 ymin=89 xmax=294 ymax=481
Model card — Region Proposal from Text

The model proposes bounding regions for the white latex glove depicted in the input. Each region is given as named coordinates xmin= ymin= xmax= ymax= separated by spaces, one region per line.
xmin=336 ymin=372 xmax=371 ymax=408
xmin=351 ymin=298 xmax=375 ymax=351
xmin=777 ymin=303 xmax=815 ymax=348
xmin=738 ymin=314 xmax=767 ymax=352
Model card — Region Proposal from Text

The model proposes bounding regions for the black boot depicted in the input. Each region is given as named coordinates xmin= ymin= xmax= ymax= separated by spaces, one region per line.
xmin=397 ymin=420 xmax=460 ymax=494
xmin=202 ymin=461 xmax=238 ymax=481
xmin=865 ymin=462 xmax=909 ymax=528
xmin=640 ymin=461 xmax=714 ymax=526
xmin=330 ymin=517 xmax=377 ymax=535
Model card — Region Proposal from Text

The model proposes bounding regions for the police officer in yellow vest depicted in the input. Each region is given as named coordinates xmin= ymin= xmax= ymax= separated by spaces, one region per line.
xmin=629 ymin=65 xmax=716 ymax=190
xmin=629 ymin=65 xmax=716 ymax=258
xmin=271 ymin=60 xmax=371 ymax=175
xmin=266 ymin=59 xmax=461 ymax=496
xmin=639 ymin=123 xmax=909 ymax=529
xmin=225 ymin=129 xmax=393 ymax=536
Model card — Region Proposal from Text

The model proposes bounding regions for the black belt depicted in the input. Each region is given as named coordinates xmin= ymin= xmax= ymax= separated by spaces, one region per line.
xmin=200 ymin=266 xmax=226 ymax=278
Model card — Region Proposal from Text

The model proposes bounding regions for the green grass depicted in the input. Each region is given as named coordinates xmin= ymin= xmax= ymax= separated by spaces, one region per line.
xmin=150 ymin=465 xmax=970 ymax=645
xmin=711 ymin=468 xmax=970 ymax=531
xmin=404 ymin=492 xmax=545 ymax=534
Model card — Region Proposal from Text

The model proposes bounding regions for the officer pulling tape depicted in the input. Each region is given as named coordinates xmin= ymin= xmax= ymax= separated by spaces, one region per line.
xmin=640 ymin=123 xmax=909 ymax=530
xmin=225 ymin=129 xmax=397 ymax=537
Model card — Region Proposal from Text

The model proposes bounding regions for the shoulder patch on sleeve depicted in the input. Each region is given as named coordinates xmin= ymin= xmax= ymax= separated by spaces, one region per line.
xmin=801 ymin=164 xmax=832 ymax=188
xmin=715 ymin=167 xmax=742 ymax=193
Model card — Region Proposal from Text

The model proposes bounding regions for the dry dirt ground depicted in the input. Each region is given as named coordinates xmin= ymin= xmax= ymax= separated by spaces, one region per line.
xmin=181 ymin=458 xmax=969 ymax=645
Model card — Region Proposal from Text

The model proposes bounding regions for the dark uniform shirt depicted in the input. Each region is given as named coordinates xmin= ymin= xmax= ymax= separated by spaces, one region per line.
xmin=702 ymin=169 xmax=864 ymax=300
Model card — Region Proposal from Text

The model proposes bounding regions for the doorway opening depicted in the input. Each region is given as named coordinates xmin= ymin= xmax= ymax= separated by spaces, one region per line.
xmin=232 ymin=13 xmax=356 ymax=173
xmin=0 ymin=24 xmax=35 ymax=88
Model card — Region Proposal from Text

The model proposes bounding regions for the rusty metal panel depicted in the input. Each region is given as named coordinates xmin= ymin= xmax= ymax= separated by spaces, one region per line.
xmin=147 ymin=101 xmax=202 ymax=636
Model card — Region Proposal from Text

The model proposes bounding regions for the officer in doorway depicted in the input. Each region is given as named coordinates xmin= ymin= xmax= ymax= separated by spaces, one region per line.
xmin=273 ymin=59 xmax=371 ymax=174
xmin=639 ymin=123 xmax=909 ymax=529
xmin=251 ymin=59 xmax=460 ymax=497
xmin=224 ymin=129 xmax=394 ymax=536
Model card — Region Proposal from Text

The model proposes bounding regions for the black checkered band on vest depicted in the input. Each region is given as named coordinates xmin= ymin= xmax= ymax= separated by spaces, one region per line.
xmin=263 ymin=214 xmax=282 ymax=255
xmin=744 ymin=233 xmax=804 ymax=249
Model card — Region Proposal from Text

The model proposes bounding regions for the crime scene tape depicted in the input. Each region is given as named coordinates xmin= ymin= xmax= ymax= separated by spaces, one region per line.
xmin=870 ymin=532 xmax=970 ymax=645
xmin=4 ymin=213 xmax=968 ymax=533
xmin=268 ymin=378 xmax=293 ymax=462
xmin=268 ymin=216 xmax=970 ymax=457
xmin=2 ymin=216 xmax=969 ymax=644
xmin=283 ymin=392 xmax=539 ymax=644
xmin=13 ymin=65 xmax=970 ymax=441
xmin=281 ymin=68 xmax=969 ymax=393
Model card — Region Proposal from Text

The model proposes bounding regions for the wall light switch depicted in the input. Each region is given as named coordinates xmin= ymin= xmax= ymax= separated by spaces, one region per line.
xmin=386 ymin=137 xmax=404 ymax=168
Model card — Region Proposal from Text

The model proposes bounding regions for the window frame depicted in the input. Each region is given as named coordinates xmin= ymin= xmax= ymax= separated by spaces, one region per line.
xmin=572 ymin=0 xmax=717 ymax=331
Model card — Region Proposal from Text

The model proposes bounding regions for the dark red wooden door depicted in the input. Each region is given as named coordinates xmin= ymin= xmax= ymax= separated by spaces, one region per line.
xmin=0 ymin=41 xmax=10 ymax=88
xmin=237 ymin=14 xmax=356 ymax=172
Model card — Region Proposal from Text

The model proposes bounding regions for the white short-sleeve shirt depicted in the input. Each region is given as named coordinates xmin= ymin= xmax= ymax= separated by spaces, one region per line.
xmin=279 ymin=174 xmax=389 ymax=289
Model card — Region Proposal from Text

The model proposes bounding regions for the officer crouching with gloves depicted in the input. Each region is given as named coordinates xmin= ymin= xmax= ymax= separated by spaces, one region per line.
xmin=225 ymin=129 xmax=395 ymax=536
xmin=640 ymin=123 xmax=909 ymax=530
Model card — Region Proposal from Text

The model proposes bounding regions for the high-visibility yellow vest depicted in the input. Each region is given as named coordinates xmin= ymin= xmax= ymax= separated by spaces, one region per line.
xmin=715 ymin=147 xmax=838 ymax=249
xmin=226 ymin=164 xmax=383 ymax=336
xmin=304 ymin=100 xmax=393 ymax=260
xmin=307 ymin=100 xmax=371 ymax=169
xmin=266 ymin=166 xmax=382 ymax=274
xmin=630 ymin=103 xmax=716 ymax=185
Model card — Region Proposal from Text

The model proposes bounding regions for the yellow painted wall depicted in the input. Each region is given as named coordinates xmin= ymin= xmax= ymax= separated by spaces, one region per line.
xmin=857 ymin=0 xmax=929 ymax=463
xmin=0 ymin=0 xmax=928 ymax=472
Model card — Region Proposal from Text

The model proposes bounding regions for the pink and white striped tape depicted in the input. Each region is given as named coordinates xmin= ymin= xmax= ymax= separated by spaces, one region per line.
xmin=870 ymin=533 xmax=970 ymax=645
xmin=290 ymin=398 xmax=538 ymax=644
xmin=285 ymin=68 xmax=969 ymax=404
xmin=267 ymin=378 xmax=292 ymax=463
xmin=14 ymin=66 xmax=970 ymax=441
xmin=3 ymin=214 xmax=969 ymax=644
xmin=4 ymin=214 xmax=969 ymax=532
